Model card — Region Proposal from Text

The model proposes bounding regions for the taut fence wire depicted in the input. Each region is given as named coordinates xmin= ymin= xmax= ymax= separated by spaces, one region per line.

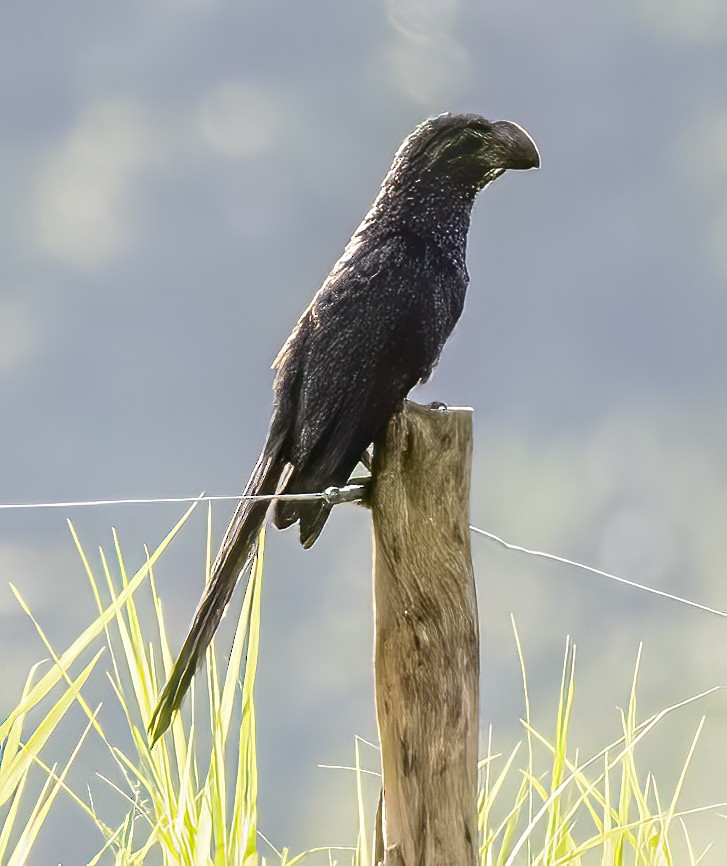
xmin=0 ymin=490 xmax=724 ymax=620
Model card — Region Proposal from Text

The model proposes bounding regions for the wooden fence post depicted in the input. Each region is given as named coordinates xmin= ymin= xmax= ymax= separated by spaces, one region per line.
xmin=370 ymin=401 xmax=479 ymax=866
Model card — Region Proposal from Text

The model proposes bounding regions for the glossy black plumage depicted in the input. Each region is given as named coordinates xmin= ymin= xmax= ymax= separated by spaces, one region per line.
xmin=148 ymin=113 xmax=539 ymax=742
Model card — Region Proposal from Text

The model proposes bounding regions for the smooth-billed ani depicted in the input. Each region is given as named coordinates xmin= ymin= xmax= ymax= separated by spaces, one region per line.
xmin=149 ymin=112 xmax=539 ymax=742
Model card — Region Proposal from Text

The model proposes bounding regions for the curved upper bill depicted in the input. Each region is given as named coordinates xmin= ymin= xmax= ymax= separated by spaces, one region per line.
xmin=492 ymin=120 xmax=541 ymax=170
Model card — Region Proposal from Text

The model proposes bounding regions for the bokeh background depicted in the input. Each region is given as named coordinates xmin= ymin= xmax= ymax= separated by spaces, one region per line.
xmin=2 ymin=0 xmax=727 ymax=861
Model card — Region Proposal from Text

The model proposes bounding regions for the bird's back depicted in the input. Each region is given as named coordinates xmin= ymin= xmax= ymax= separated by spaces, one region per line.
xmin=269 ymin=213 xmax=470 ymax=544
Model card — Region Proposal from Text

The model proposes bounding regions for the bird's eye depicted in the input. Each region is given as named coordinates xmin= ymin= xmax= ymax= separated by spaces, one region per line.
xmin=463 ymin=129 xmax=488 ymax=149
xmin=418 ymin=126 xmax=488 ymax=167
xmin=440 ymin=129 xmax=486 ymax=160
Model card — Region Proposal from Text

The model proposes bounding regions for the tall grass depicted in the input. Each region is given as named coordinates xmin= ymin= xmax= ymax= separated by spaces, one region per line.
xmin=71 ymin=502 xmax=262 ymax=863
xmin=1 ymin=508 xmax=723 ymax=863
xmin=475 ymin=622 xmax=720 ymax=864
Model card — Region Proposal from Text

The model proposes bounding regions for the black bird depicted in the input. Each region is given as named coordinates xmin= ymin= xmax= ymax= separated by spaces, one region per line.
xmin=149 ymin=112 xmax=539 ymax=742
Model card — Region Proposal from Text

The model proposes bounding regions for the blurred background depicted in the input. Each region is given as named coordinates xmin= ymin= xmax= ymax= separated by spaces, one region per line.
xmin=2 ymin=0 xmax=727 ymax=860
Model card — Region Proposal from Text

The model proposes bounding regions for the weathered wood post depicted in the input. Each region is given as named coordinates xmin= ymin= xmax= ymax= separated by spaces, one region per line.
xmin=370 ymin=401 xmax=479 ymax=866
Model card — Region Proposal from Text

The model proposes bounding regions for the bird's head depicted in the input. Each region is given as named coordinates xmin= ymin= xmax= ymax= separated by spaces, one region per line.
xmin=394 ymin=113 xmax=540 ymax=195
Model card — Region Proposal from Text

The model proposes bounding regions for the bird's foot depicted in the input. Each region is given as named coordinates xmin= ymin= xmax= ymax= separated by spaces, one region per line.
xmin=323 ymin=479 xmax=370 ymax=507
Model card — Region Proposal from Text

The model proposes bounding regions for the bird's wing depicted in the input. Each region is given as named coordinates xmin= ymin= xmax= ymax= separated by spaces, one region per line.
xmin=274 ymin=231 xmax=451 ymax=516
xmin=291 ymin=233 xmax=433 ymax=465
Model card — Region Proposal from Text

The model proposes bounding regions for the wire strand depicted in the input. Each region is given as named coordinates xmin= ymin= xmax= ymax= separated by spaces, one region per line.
xmin=469 ymin=524 xmax=727 ymax=620
xmin=0 ymin=491 xmax=723 ymax=620
xmin=0 ymin=492 xmax=329 ymax=510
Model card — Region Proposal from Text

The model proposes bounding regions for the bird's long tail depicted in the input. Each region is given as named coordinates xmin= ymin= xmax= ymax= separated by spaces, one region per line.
xmin=148 ymin=441 xmax=285 ymax=744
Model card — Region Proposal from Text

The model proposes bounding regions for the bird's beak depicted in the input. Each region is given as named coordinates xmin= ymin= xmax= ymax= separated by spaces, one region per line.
xmin=492 ymin=120 xmax=540 ymax=170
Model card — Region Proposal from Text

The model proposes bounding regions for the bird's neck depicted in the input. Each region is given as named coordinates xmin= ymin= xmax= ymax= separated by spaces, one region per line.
xmin=378 ymin=178 xmax=476 ymax=262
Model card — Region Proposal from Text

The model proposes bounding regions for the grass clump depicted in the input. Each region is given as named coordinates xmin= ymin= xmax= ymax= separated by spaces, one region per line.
xmin=475 ymin=622 xmax=721 ymax=864
xmin=71 ymin=503 xmax=262 ymax=863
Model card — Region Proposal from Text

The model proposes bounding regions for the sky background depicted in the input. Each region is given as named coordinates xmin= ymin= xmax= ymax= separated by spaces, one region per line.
xmin=2 ymin=0 xmax=727 ymax=861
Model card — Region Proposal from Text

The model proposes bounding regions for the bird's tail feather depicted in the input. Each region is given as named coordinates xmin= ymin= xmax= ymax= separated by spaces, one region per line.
xmin=148 ymin=443 xmax=285 ymax=744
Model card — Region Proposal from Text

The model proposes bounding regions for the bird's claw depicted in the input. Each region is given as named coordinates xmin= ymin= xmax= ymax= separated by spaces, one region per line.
xmin=323 ymin=481 xmax=370 ymax=506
